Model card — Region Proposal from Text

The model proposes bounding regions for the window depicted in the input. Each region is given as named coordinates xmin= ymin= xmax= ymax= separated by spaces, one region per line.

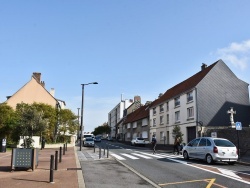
xmin=160 ymin=115 xmax=164 ymax=124
xmin=160 ymin=104 xmax=164 ymax=112
xmin=153 ymin=107 xmax=156 ymax=115
xmin=153 ymin=118 xmax=156 ymax=127
xmin=187 ymin=107 xmax=194 ymax=119
xmin=175 ymin=111 xmax=180 ymax=122
xmin=160 ymin=131 xmax=165 ymax=140
xmin=187 ymin=91 xmax=193 ymax=102
xmin=127 ymin=123 xmax=131 ymax=129
xmin=142 ymin=119 xmax=148 ymax=126
xmin=175 ymin=97 xmax=180 ymax=107
xmin=166 ymin=102 xmax=169 ymax=111
xmin=166 ymin=114 xmax=169 ymax=124
xmin=127 ymin=132 xmax=131 ymax=138
xmin=198 ymin=138 xmax=206 ymax=146
xmin=132 ymin=122 xmax=137 ymax=128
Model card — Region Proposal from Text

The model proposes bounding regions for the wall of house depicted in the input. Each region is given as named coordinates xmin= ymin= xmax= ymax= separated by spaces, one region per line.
xmin=6 ymin=77 xmax=57 ymax=109
xmin=197 ymin=61 xmax=250 ymax=127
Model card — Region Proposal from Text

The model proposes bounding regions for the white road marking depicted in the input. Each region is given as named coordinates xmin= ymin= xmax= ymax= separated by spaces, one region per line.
xmin=131 ymin=153 xmax=152 ymax=159
xmin=121 ymin=153 xmax=139 ymax=159
xmin=110 ymin=153 xmax=126 ymax=160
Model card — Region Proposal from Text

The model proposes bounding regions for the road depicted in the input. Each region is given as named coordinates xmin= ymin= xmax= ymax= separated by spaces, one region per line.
xmin=95 ymin=140 xmax=250 ymax=188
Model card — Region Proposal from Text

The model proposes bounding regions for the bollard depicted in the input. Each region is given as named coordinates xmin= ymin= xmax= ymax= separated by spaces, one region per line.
xmin=103 ymin=147 xmax=105 ymax=156
xmin=55 ymin=151 xmax=58 ymax=170
xmin=66 ymin=142 xmax=67 ymax=151
xmin=63 ymin=144 xmax=65 ymax=155
xmin=59 ymin=147 xmax=62 ymax=163
xmin=107 ymin=146 xmax=109 ymax=158
xmin=99 ymin=147 xmax=101 ymax=159
xmin=50 ymin=155 xmax=54 ymax=183
xmin=94 ymin=144 xmax=95 ymax=153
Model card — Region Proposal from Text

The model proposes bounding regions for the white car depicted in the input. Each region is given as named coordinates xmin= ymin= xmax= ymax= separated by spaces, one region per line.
xmin=131 ymin=137 xmax=146 ymax=146
xmin=83 ymin=137 xmax=95 ymax=147
xmin=182 ymin=137 xmax=238 ymax=165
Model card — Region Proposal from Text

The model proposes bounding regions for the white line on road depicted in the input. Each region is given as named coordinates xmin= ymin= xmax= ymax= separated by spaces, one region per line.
xmin=121 ymin=153 xmax=139 ymax=159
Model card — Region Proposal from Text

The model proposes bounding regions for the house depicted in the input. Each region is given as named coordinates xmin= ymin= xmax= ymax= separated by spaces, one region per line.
xmin=149 ymin=60 xmax=250 ymax=145
xmin=123 ymin=101 xmax=151 ymax=142
xmin=5 ymin=72 xmax=64 ymax=109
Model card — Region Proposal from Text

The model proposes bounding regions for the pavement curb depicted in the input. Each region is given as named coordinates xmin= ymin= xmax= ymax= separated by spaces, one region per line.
xmin=74 ymin=146 xmax=85 ymax=188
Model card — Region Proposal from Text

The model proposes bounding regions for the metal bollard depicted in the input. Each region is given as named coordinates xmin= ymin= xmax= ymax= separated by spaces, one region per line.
xmin=107 ymin=146 xmax=109 ymax=158
xmin=66 ymin=142 xmax=67 ymax=151
xmin=59 ymin=147 xmax=62 ymax=163
xmin=99 ymin=147 xmax=101 ymax=159
xmin=50 ymin=155 xmax=54 ymax=183
xmin=94 ymin=144 xmax=95 ymax=153
xmin=63 ymin=144 xmax=65 ymax=155
xmin=103 ymin=147 xmax=105 ymax=156
xmin=55 ymin=151 xmax=58 ymax=170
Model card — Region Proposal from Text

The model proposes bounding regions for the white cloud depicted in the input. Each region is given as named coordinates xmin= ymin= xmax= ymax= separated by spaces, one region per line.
xmin=216 ymin=40 xmax=250 ymax=70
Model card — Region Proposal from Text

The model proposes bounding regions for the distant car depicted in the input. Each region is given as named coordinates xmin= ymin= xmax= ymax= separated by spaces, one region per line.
xmin=182 ymin=137 xmax=238 ymax=165
xmin=131 ymin=137 xmax=146 ymax=146
xmin=83 ymin=137 xmax=95 ymax=147
xmin=94 ymin=136 xmax=102 ymax=142
xmin=107 ymin=136 xmax=113 ymax=141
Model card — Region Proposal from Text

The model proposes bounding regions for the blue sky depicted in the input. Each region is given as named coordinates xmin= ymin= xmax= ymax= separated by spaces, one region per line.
xmin=1 ymin=1 xmax=250 ymax=132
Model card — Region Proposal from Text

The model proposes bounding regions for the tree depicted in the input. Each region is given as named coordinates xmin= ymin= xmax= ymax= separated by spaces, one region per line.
xmin=92 ymin=122 xmax=110 ymax=136
xmin=0 ymin=103 xmax=16 ymax=139
xmin=13 ymin=103 xmax=48 ymax=148
xmin=172 ymin=125 xmax=184 ymax=144
xmin=58 ymin=109 xmax=78 ymax=142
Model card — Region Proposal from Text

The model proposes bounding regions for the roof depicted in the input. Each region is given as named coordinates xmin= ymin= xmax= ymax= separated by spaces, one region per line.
xmin=150 ymin=60 xmax=219 ymax=107
xmin=123 ymin=104 xmax=150 ymax=124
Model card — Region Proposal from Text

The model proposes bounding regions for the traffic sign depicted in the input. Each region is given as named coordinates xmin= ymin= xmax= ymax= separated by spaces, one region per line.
xmin=235 ymin=122 xmax=242 ymax=130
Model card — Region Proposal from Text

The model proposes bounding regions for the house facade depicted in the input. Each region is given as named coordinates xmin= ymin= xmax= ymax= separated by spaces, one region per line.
xmin=5 ymin=72 xmax=63 ymax=109
xmin=149 ymin=60 xmax=250 ymax=145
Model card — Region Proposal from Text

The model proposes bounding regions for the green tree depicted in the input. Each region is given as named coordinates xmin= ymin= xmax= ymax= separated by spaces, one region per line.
xmin=172 ymin=125 xmax=184 ymax=143
xmin=93 ymin=122 xmax=110 ymax=136
xmin=0 ymin=103 xmax=16 ymax=139
xmin=58 ymin=109 xmax=78 ymax=142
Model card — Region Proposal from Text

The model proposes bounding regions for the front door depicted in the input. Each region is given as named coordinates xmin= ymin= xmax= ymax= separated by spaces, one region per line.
xmin=187 ymin=126 xmax=196 ymax=143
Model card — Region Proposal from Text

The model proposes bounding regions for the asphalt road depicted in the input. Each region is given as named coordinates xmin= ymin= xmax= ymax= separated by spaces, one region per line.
xmin=96 ymin=140 xmax=250 ymax=188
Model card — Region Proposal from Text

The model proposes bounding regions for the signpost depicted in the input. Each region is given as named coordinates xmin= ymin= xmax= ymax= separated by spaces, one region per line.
xmin=235 ymin=122 xmax=242 ymax=159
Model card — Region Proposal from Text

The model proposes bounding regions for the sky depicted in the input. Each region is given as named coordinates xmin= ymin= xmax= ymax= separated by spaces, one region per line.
xmin=0 ymin=0 xmax=250 ymax=133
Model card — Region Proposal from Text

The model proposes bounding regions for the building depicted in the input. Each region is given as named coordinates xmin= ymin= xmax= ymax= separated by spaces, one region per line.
xmin=123 ymin=101 xmax=151 ymax=142
xmin=149 ymin=60 xmax=250 ymax=145
xmin=5 ymin=72 xmax=64 ymax=109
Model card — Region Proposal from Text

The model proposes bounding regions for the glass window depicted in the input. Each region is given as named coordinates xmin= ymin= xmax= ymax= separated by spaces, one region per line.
xmin=188 ymin=138 xmax=200 ymax=147
xmin=198 ymin=138 xmax=206 ymax=146
xmin=160 ymin=104 xmax=164 ymax=112
xmin=153 ymin=107 xmax=156 ymax=115
xmin=160 ymin=115 xmax=164 ymax=124
xmin=214 ymin=139 xmax=235 ymax=147
xmin=175 ymin=97 xmax=180 ymax=107
xmin=166 ymin=114 xmax=169 ymax=124
xmin=187 ymin=107 xmax=194 ymax=118
xmin=175 ymin=111 xmax=180 ymax=122
xmin=153 ymin=118 xmax=156 ymax=127
xmin=187 ymin=91 xmax=193 ymax=102
xmin=207 ymin=139 xmax=212 ymax=146
xmin=166 ymin=102 xmax=169 ymax=111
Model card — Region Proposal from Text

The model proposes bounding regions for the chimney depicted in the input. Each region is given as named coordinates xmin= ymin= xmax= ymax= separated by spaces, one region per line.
xmin=158 ymin=93 xmax=163 ymax=98
xmin=40 ymin=81 xmax=45 ymax=87
xmin=134 ymin=95 xmax=141 ymax=102
xmin=33 ymin=72 xmax=41 ymax=83
xmin=50 ymin=88 xmax=55 ymax=97
xmin=201 ymin=63 xmax=207 ymax=71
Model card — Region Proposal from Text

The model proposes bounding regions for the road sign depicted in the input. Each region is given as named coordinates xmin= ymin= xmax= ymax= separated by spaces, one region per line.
xmin=235 ymin=122 xmax=242 ymax=130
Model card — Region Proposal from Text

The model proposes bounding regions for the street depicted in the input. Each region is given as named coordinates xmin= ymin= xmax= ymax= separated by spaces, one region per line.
xmin=95 ymin=140 xmax=250 ymax=188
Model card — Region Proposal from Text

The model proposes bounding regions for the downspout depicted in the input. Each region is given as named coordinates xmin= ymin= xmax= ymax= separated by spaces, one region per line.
xmin=195 ymin=88 xmax=199 ymax=137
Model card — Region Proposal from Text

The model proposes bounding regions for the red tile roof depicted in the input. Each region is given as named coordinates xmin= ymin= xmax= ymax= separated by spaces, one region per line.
xmin=150 ymin=60 xmax=219 ymax=107
xmin=123 ymin=104 xmax=150 ymax=124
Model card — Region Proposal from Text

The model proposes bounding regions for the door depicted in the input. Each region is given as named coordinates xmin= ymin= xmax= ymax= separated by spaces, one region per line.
xmin=187 ymin=126 xmax=196 ymax=143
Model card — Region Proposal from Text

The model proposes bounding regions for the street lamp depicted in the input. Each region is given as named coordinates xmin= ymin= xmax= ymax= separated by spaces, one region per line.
xmin=77 ymin=108 xmax=80 ymax=143
xmin=79 ymin=82 xmax=98 ymax=151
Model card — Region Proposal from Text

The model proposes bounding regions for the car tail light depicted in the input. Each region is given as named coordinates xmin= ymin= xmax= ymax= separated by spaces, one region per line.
xmin=213 ymin=147 xmax=218 ymax=153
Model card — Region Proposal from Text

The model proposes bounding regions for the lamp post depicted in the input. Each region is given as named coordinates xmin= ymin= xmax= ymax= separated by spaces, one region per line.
xmin=79 ymin=82 xmax=98 ymax=151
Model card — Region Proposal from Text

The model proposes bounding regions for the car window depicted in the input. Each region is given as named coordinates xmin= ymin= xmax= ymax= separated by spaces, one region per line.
xmin=137 ymin=138 xmax=144 ymax=140
xmin=214 ymin=139 xmax=235 ymax=147
xmin=198 ymin=138 xmax=206 ymax=147
xmin=188 ymin=138 xmax=200 ymax=147
xmin=207 ymin=139 xmax=212 ymax=146
xmin=86 ymin=138 xmax=93 ymax=141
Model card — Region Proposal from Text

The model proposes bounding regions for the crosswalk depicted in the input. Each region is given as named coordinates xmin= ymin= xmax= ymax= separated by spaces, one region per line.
xmin=110 ymin=151 xmax=183 ymax=161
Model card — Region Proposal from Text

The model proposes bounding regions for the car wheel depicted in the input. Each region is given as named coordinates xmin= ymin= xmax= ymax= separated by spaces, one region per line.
xmin=227 ymin=162 xmax=236 ymax=165
xmin=183 ymin=151 xmax=189 ymax=160
xmin=206 ymin=154 xmax=214 ymax=164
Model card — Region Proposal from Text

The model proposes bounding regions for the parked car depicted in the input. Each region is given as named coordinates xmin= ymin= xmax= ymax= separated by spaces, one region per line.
xmin=83 ymin=137 xmax=95 ymax=147
xmin=182 ymin=137 xmax=238 ymax=165
xmin=94 ymin=136 xmax=102 ymax=142
xmin=131 ymin=137 xmax=146 ymax=146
